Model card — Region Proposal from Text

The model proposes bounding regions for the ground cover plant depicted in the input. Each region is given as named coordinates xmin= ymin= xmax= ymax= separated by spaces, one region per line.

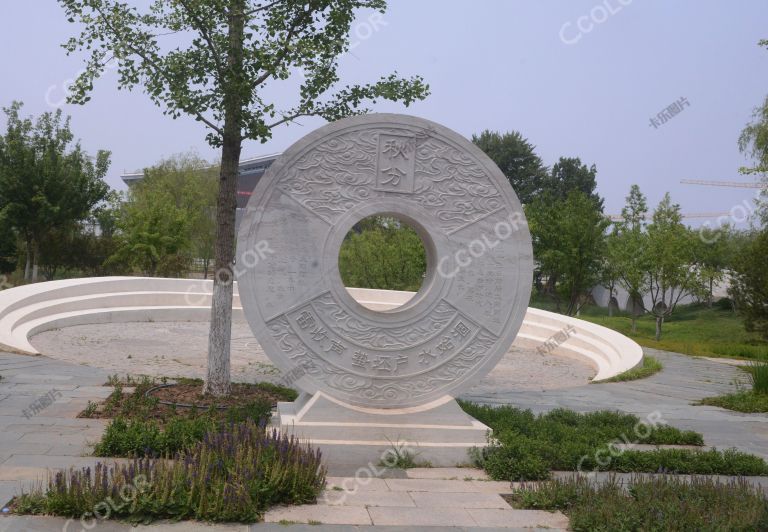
xmin=459 ymin=402 xmax=768 ymax=480
xmin=13 ymin=420 xmax=325 ymax=523
xmin=82 ymin=376 xmax=297 ymax=457
xmin=506 ymin=474 xmax=768 ymax=531
xmin=698 ymin=361 xmax=768 ymax=413
xmin=600 ymin=355 xmax=662 ymax=382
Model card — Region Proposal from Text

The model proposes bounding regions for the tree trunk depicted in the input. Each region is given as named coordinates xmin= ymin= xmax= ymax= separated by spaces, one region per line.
xmin=203 ymin=0 xmax=245 ymax=397
xmin=24 ymin=238 xmax=32 ymax=281
xmin=31 ymin=240 xmax=39 ymax=282
xmin=655 ymin=315 xmax=663 ymax=341
xmin=631 ymin=317 xmax=637 ymax=334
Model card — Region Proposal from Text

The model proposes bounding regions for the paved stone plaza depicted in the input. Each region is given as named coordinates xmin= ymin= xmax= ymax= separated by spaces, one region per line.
xmin=30 ymin=322 xmax=596 ymax=392
xmin=0 ymin=342 xmax=766 ymax=529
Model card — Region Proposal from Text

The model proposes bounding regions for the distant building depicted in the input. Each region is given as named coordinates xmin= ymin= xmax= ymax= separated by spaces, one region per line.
xmin=120 ymin=153 xmax=282 ymax=229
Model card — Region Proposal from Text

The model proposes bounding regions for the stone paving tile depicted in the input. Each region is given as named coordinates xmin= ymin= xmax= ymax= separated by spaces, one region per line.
xmin=1 ymin=455 xmax=119 ymax=469
xmin=385 ymin=478 xmax=498 ymax=493
xmin=318 ymin=489 xmax=415 ymax=507
xmin=0 ymin=444 xmax=52 ymax=456
xmin=326 ymin=477 xmax=389 ymax=492
xmin=467 ymin=508 xmax=569 ymax=529
xmin=409 ymin=491 xmax=510 ymax=509
xmin=406 ymin=467 xmax=488 ymax=480
xmin=0 ymin=467 xmax=50 ymax=481
xmin=368 ymin=506 xmax=476 ymax=527
xmin=463 ymin=481 xmax=514 ymax=494
xmin=264 ymin=504 xmax=372 ymax=525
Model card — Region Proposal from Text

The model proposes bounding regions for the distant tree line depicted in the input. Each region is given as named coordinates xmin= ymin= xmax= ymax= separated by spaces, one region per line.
xmin=0 ymin=102 xmax=218 ymax=283
xmin=1 ymin=100 xmax=766 ymax=343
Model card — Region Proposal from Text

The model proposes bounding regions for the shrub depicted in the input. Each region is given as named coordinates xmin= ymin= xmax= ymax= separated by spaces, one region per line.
xmin=510 ymin=474 xmax=768 ymax=531
xmin=698 ymin=391 xmax=768 ymax=413
xmin=15 ymin=420 xmax=326 ymax=522
xmin=747 ymin=361 xmax=768 ymax=394
xmin=460 ymin=403 xmax=768 ymax=480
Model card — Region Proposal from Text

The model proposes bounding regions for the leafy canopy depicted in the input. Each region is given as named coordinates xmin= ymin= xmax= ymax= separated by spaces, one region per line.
xmin=59 ymin=0 xmax=430 ymax=146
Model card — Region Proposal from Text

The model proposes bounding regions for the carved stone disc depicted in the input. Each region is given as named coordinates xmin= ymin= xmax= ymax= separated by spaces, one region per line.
xmin=237 ymin=114 xmax=532 ymax=408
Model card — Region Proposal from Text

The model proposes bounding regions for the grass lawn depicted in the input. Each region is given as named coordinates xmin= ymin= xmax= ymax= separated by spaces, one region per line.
xmin=698 ymin=391 xmax=768 ymax=413
xmin=530 ymin=295 xmax=768 ymax=360
xmin=508 ymin=474 xmax=768 ymax=531
xmin=600 ymin=355 xmax=662 ymax=382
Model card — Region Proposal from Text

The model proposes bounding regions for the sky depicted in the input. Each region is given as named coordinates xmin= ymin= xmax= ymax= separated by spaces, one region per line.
xmin=0 ymin=0 xmax=766 ymax=223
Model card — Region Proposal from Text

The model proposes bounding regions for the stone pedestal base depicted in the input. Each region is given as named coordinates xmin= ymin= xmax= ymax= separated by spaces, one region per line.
xmin=274 ymin=392 xmax=490 ymax=468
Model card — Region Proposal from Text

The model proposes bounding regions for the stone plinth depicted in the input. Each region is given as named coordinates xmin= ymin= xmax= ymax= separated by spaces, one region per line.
xmin=275 ymin=392 xmax=489 ymax=467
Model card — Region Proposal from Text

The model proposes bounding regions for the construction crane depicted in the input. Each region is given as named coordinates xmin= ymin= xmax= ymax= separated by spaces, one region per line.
xmin=608 ymin=212 xmax=731 ymax=222
xmin=680 ymin=179 xmax=767 ymax=189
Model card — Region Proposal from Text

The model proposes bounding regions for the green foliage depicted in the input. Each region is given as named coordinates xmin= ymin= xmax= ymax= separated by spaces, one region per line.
xmin=601 ymin=355 xmax=662 ymax=383
xmin=747 ymin=360 xmax=768 ymax=394
xmin=471 ymin=130 xmax=547 ymax=205
xmin=698 ymin=391 xmax=768 ymax=413
xmin=90 ymin=376 xmax=293 ymax=457
xmin=58 ymin=0 xmax=430 ymax=148
xmin=0 ymin=101 xmax=111 ymax=281
xmin=645 ymin=194 xmax=704 ymax=337
xmin=338 ymin=216 xmax=426 ymax=292
xmin=527 ymin=190 xmax=609 ymax=315
xmin=110 ymin=153 xmax=219 ymax=277
xmin=17 ymin=421 xmax=326 ymax=523
xmin=545 ymin=157 xmax=604 ymax=209
xmin=510 ymin=474 xmax=768 ymax=531
xmin=459 ymin=403 xmax=720 ymax=481
xmin=730 ymin=229 xmax=768 ymax=340
xmin=557 ymin=299 xmax=768 ymax=360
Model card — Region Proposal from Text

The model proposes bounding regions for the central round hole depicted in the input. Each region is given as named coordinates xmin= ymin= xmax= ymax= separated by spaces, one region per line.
xmin=338 ymin=215 xmax=428 ymax=311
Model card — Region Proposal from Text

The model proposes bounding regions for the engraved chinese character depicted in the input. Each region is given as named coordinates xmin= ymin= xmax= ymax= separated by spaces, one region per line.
xmin=418 ymin=349 xmax=436 ymax=365
xmin=371 ymin=355 xmax=393 ymax=373
xmin=296 ymin=311 xmax=314 ymax=329
xmin=394 ymin=354 xmax=408 ymax=373
xmin=351 ymin=351 xmax=370 ymax=368
xmin=309 ymin=325 xmax=328 ymax=342
xmin=554 ymin=330 xmax=567 ymax=343
xmin=381 ymin=167 xmax=406 ymax=186
xmin=325 ymin=339 xmax=346 ymax=355
xmin=453 ymin=321 xmax=470 ymax=338
xmin=436 ymin=337 xmax=454 ymax=353
xmin=382 ymin=139 xmax=411 ymax=160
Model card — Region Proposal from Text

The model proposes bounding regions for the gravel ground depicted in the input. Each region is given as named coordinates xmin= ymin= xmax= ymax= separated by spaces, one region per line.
xmin=30 ymin=321 xmax=596 ymax=390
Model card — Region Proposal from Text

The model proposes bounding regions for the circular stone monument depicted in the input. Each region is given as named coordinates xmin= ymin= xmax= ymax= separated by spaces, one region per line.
xmin=238 ymin=114 xmax=532 ymax=408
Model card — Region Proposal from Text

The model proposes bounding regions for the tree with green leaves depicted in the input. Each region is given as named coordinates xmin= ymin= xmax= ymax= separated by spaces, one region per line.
xmin=471 ymin=130 xmax=547 ymax=205
xmin=610 ymin=184 xmax=650 ymax=332
xmin=544 ymin=157 xmax=604 ymax=211
xmin=527 ymin=190 xmax=609 ymax=316
xmin=0 ymin=101 xmax=110 ymax=281
xmin=59 ymin=0 xmax=430 ymax=396
xmin=730 ymin=230 xmax=768 ymax=339
xmin=338 ymin=216 xmax=426 ymax=292
xmin=110 ymin=182 xmax=192 ymax=277
xmin=645 ymin=193 xmax=703 ymax=340
xmin=139 ymin=153 xmax=219 ymax=278
xmin=694 ymin=224 xmax=731 ymax=307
